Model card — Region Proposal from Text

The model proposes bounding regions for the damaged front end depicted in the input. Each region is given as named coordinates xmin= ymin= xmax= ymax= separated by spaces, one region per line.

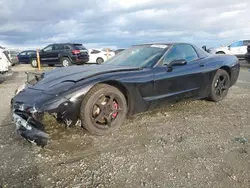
xmin=12 ymin=110 xmax=49 ymax=147
xmin=11 ymin=71 xmax=85 ymax=147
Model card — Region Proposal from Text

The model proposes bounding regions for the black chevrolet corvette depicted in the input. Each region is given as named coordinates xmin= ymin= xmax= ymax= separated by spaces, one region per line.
xmin=11 ymin=43 xmax=240 ymax=146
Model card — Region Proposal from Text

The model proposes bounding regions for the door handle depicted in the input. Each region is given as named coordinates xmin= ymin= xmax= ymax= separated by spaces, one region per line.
xmin=199 ymin=64 xmax=205 ymax=67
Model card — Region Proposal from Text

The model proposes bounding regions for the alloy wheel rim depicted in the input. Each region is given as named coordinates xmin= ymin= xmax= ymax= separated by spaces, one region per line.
xmin=32 ymin=60 xmax=37 ymax=67
xmin=62 ymin=60 xmax=69 ymax=67
xmin=97 ymin=58 xmax=103 ymax=64
xmin=91 ymin=94 xmax=122 ymax=128
xmin=214 ymin=75 xmax=228 ymax=97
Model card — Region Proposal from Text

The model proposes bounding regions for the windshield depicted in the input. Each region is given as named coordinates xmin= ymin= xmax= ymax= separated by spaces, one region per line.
xmin=103 ymin=45 xmax=169 ymax=68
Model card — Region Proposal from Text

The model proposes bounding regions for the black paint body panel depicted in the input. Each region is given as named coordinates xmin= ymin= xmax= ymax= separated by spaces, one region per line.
xmin=11 ymin=44 xmax=240 ymax=146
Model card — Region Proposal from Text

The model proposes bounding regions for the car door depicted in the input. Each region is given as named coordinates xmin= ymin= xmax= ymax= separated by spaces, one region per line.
xmin=53 ymin=44 xmax=64 ymax=64
xmin=90 ymin=49 xmax=101 ymax=63
xmin=17 ymin=52 xmax=27 ymax=63
xmin=153 ymin=44 xmax=206 ymax=102
xmin=25 ymin=51 xmax=35 ymax=63
xmin=241 ymin=40 xmax=250 ymax=55
xmin=228 ymin=40 xmax=244 ymax=57
xmin=39 ymin=45 xmax=54 ymax=64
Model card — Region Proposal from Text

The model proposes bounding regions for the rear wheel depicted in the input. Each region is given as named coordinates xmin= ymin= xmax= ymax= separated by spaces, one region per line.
xmin=96 ymin=57 xmax=104 ymax=64
xmin=208 ymin=69 xmax=230 ymax=102
xmin=30 ymin=58 xmax=38 ymax=68
xmin=61 ymin=57 xmax=71 ymax=67
xmin=80 ymin=84 xmax=127 ymax=135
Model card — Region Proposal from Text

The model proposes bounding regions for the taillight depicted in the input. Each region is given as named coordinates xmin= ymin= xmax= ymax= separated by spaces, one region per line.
xmin=72 ymin=50 xmax=81 ymax=55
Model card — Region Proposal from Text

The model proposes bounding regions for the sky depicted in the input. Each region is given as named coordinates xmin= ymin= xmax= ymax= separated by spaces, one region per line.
xmin=0 ymin=0 xmax=250 ymax=50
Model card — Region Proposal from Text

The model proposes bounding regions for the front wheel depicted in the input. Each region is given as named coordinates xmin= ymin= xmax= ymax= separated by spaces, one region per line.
xmin=30 ymin=58 xmax=38 ymax=68
xmin=80 ymin=84 xmax=127 ymax=135
xmin=208 ymin=69 xmax=231 ymax=102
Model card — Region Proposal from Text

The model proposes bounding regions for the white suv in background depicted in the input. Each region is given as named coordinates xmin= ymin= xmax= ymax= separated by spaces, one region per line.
xmin=208 ymin=40 xmax=250 ymax=59
xmin=87 ymin=49 xmax=115 ymax=64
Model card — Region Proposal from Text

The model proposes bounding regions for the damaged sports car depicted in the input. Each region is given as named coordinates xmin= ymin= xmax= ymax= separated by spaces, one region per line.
xmin=11 ymin=43 xmax=240 ymax=146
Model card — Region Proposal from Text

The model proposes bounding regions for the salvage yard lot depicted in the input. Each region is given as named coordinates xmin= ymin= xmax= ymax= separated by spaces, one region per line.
xmin=0 ymin=66 xmax=250 ymax=187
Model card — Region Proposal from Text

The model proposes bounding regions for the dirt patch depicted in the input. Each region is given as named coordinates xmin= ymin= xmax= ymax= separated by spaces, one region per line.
xmin=1 ymin=68 xmax=250 ymax=187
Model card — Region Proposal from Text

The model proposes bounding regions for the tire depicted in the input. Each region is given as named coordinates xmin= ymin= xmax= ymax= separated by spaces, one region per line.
xmin=30 ymin=58 xmax=38 ymax=68
xmin=61 ymin=57 xmax=72 ymax=67
xmin=208 ymin=69 xmax=231 ymax=102
xmin=80 ymin=84 xmax=127 ymax=135
xmin=96 ymin=57 xmax=104 ymax=64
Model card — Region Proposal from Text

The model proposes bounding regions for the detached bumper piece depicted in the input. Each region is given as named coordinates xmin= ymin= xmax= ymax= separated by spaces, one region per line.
xmin=12 ymin=111 xmax=49 ymax=147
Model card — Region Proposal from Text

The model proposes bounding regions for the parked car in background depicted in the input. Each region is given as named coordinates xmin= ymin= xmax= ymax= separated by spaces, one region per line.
xmin=18 ymin=50 xmax=36 ymax=64
xmin=88 ymin=48 xmax=115 ymax=64
xmin=114 ymin=49 xmax=125 ymax=54
xmin=11 ymin=42 xmax=240 ymax=146
xmin=3 ymin=50 xmax=19 ymax=66
xmin=244 ymin=43 xmax=250 ymax=63
xmin=29 ymin=43 xmax=89 ymax=67
xmin=208 ymin=40 xmax=250 ymax=59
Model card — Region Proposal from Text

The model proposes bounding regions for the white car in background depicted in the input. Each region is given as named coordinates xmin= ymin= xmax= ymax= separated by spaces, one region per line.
xmin=0 ymin=49 xmax=10 ymax=73
xmin=87 ymin=49 xmax=115 ymax=64
xmin=208 ymin=39 xmax=250 ymax=59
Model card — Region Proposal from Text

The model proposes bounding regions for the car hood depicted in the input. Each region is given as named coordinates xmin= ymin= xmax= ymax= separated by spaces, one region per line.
xmin=30 ymin=64 xmax=140 ymax=91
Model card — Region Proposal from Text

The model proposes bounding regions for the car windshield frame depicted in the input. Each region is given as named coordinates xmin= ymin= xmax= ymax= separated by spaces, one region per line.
xmin=103 ymin=44 xmax=169 ymax=68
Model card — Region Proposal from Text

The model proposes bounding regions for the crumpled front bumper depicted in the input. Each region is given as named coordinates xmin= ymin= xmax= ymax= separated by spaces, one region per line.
xmin=12 ymin=111 xmax=49 ymax=147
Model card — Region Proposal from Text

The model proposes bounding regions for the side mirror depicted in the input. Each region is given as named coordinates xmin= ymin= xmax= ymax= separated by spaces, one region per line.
xmin=168 ymin=59 xmax=187 ymax=66
xmin=40 ymin=49 xmax=44 ymax=53
xmin=228 ymin=46 xmax=231 ymax=50
xmin=202 ymin=45 xmax=207 ymax=52
xmin=166 ymin=59 xmax=187 ymax=72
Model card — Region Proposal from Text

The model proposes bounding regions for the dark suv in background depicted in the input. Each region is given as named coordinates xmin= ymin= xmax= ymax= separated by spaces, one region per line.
xmin=30 ymin=43 xmax=89 ymax=67
xmin=245 ymin=44 xmax=250 ymax=64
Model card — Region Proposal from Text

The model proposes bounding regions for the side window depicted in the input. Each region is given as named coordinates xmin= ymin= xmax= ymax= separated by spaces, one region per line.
xmin=230 ymin=41 xmax=243 ymax=48
xmin=243 ymin=40 xmax=250 ymax=46
xmin=54 ymin=44 xmax=64 ymax=50
xmin=91 ymin=50 xmax=101 ymax=54
xmin=43 ymin=45 xmax=53 ymax=52
xmin=163 ymin=44 xmax=198 ymax=65
xmin=19 ymin=52 xmax=27 ymax=55
xmin=26 ymin=51 xmax=32 ymax=55
xmin=64 ymin=45 xmax=70 ymax=50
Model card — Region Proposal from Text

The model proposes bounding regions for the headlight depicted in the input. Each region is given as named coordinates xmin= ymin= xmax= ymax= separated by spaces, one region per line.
xmin=15 ymin=83 xmax=27 ymax=95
